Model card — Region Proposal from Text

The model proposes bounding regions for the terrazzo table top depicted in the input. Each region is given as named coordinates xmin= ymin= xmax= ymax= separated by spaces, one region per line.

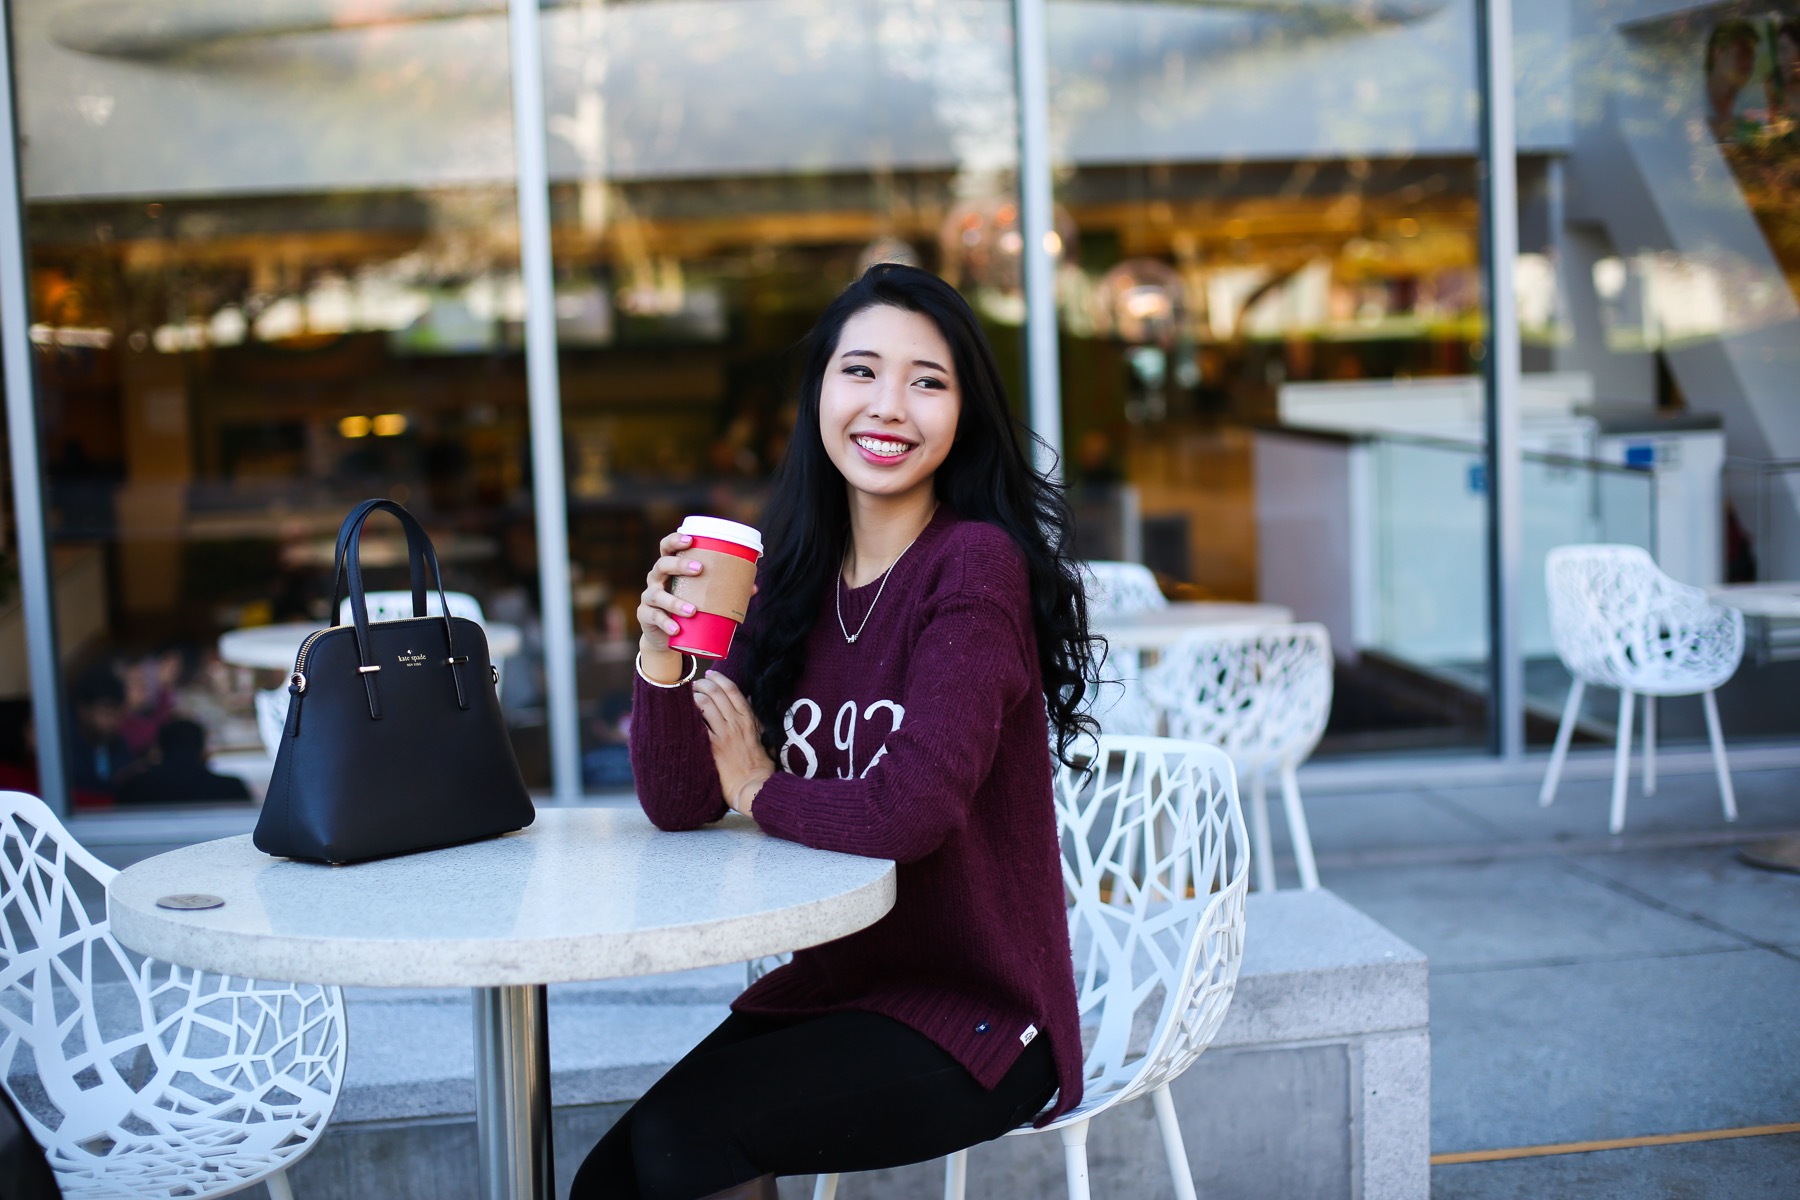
xmin=108 ymin=809 xmax=896 ymax=988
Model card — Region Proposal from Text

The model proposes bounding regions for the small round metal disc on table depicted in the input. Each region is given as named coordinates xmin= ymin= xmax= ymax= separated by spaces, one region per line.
xmin=1706 ymin=583 xmax=1800 ymax=874
xmin=107 ymin=809 xmax=897 ymax=1200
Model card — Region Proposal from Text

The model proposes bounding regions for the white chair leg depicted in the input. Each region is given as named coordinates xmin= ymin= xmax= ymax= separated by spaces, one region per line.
xmin=1151 ymin=1082 xmax=1199 ymax=1200
xmin=1059 ymin=1120 xmax=1093 ymax=1200
xmin=265 ymin=1170 xmax=296 ymax=1200
xmin=943 ymin=1149 xmax=968 ymax=1200
xmin=1642 ymin=695 xmax=1657 ymax=797
xmin=1539 ymin=678 xmax=1583 ymax=807
xmin=1609 ymin=688 xmax=1635 ymax=835
xmin=1279 ymin=762 xmax=1320 ymax=891
xmin=1702 ymin=689 xmax=1738 ymax=823
xmin=1249 ymin=772 xmax=1276 ymax=894
xmin=813 ymin=1173 xmax=839 ymax=1200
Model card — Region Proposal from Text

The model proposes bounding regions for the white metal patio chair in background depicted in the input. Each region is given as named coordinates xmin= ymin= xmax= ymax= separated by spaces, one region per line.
xmin=1539 ymin=544 xmax=1744 ymax=834
xmin=0 ymin=790 xmax=346 ymax=1199
xmin=813 ymin=736 xmax=1251 ymax=1200
xmin=1074 ymin=561 xmax=1169 ymax=751
xmin=337 ymin=589 xmax=486 ymax=626
xmin=1079 ymin=561 xmax=1167 ymax=619
xmin=254 ymin=590 xmax=493 ymax=756
xmin=1062 ymin=646 xmax=1164 ymax=760
xmin=1143 ymin=624 xmax=1333 ymax=892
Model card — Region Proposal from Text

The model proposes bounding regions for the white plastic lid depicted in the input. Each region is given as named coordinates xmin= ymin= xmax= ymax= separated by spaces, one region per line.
xmin=678 ymin=515 xmax=764 ymax=555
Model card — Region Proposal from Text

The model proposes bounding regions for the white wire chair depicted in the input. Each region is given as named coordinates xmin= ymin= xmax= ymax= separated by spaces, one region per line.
xmin=1060 ymin=646 xmax=1164 ymax=765
xmin=814 ymin=736 xmax=1250 ymax=1200
xmin=0 ymin=790 xmax=346 ymax=1199
xmin=255 ymin=591 xmax=491 ymax=757
xmin=1080 ymin=562 xmax=1167 ymax=619
xmin=336 ymin=590 xmax=486 ymax=625
xmin=1539 ymin=544 xmax=1744 ymax=834
xmin=1142 ymin=624 xmax=1333 ymax=892
xmin=1072 ymin=562 xmax=1169 ymax=753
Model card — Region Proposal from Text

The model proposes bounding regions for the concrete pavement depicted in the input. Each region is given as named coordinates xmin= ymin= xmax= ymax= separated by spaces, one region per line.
xmin=1276 ymin=754 xmax=1800 ymax=1198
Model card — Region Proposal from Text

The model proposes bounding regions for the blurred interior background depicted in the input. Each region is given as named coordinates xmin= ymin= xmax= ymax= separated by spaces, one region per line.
xmin=2 ymin=0 xmax=1796 ymax=810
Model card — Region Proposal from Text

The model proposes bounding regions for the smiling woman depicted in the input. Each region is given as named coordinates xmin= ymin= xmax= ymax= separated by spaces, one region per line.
xmin=818 ymin=305 xmax=961 ymax=536
xmin=596 ymin=265 xmax=1101 ymax=1199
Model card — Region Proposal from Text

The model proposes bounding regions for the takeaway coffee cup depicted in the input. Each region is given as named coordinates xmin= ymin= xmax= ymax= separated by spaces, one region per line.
xmin=667 ymin=516 xmax=763 ymax=660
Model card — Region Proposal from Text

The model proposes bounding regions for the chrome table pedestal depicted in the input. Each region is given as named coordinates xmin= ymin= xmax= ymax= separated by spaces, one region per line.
xmin=476 ymin=985 xmax=554 ymax=1200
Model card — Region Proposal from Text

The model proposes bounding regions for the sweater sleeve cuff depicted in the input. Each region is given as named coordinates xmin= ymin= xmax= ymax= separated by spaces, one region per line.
xmin=630 ymin=672 xmax=729 ymax=828
xmin=747 ymin=769 xmax=807 ymax=839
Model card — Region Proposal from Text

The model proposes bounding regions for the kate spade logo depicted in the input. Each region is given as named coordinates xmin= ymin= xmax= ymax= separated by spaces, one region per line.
xmin=398 ymin=649 xmax=428 ymax=667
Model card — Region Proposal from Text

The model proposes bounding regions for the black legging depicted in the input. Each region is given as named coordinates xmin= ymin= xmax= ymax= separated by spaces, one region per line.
xmin=569 ymin=1009 xmax=1059 ymax=1200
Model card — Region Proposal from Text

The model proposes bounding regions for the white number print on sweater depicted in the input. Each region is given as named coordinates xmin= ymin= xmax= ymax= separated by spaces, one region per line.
xmin=781 ymin=697 xmax=906 ymax=779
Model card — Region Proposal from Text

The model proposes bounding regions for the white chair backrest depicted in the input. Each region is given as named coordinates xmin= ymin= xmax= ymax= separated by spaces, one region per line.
xmin=0 ymin=790 xmax=346 ymax=1194
xmin=1055 ymin=737 xmax=1250 ymax=1118
xmin=1545 ymin=544 xmax=1743 ymax=692
xmin=1081 ymin=562 xmax=1167 ymax=619
xmin=1144 ymin=623 xmax=1334 ymax=773
xmin=1076 ymin=674 xmax=1162 ymax=745
xmin=1062 ymin=643 xmax=1162 ymax=761
xmin=338 ymin=590 xmax=485 ymax=625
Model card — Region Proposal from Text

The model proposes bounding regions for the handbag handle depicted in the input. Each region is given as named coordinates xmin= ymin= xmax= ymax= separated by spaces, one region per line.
xmin=329 ymin=498 xmax=429 ymax=621
xmin=331 ymin=500 xmax=469 ymax=718
xmin=329 ymin=499 xmax=442 ymax=634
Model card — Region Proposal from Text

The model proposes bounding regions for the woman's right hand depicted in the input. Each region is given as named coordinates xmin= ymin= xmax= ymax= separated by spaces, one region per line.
xmin=638 ymin=531 xmax=704 ymax=677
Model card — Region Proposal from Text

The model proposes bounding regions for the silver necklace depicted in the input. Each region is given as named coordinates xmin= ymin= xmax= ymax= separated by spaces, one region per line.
xmin=836 ymin=520 xmax=931 ymax=644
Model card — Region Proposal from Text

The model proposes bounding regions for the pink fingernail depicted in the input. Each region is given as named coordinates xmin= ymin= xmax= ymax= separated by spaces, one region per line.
xmin=687 ymin=561 xmax=702 ymax=572
xmin=668 ymin=620 xmax=682 ymax=634
xmin=682 ymin=603 xmax=695 ymax=615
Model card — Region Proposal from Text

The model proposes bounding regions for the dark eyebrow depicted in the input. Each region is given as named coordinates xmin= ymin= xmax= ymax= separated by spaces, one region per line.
xmin=840 ymin=350 xmax=951 ymax=375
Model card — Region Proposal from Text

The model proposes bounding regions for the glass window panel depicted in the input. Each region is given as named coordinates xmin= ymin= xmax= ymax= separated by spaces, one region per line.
xmin=1518 ymin=7 xmax=1800 ymax=750
xmin=1049 ymin=0 xmax=1489 ymax=754
xmin=543 ymin=0 xmax=1024 ymax=792
xmin=15 ymin=0 xmax=548 ymax=806
xmin=1 ymin=370 xmax=24 ymax=791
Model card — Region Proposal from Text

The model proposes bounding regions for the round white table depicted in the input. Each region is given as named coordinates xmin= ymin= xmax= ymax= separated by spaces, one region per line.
xmin=1094 ymin=601 xmax=1294 ymax=653
xmin=219 ymin=620 xmax=524 ymax=670
xmin=1706 ymin=582 xmax=1800 ymax=620
xmin=1707 ymin=583 xmax=1800 ymax=872
xmin=107 ymin=808 xmax=897 ymax=1200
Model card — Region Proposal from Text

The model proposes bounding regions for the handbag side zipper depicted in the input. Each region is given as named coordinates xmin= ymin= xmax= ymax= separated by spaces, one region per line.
xmin=286 ymin=626 xmax=341 ymax=738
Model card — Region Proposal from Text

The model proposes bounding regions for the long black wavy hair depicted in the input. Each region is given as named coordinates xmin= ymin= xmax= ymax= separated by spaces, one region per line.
xmin=740 ymin=263 xmax=1100 ymax=767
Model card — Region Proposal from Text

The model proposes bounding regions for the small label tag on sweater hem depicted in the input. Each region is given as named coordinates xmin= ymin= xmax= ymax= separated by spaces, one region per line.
xmin=1020 ymin=1024 xmax=1038 ymax=1046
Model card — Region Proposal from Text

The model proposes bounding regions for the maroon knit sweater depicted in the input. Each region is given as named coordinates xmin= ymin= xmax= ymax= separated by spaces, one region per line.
xmin=629 ymin=506 xmax=1083 ymax=1124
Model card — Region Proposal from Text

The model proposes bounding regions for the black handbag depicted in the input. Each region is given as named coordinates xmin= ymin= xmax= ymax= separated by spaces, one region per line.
xmin=254 ymin=499 xmax=534 ymax=863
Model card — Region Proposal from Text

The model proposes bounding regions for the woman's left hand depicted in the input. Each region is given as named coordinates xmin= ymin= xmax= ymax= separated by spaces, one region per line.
xmin=692 ymin=671 xmax=774 ymax=816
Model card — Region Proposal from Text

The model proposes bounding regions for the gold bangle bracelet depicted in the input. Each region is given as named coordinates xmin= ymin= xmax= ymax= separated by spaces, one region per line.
xmin=635 ymin=650 xmax=699 ymax=689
